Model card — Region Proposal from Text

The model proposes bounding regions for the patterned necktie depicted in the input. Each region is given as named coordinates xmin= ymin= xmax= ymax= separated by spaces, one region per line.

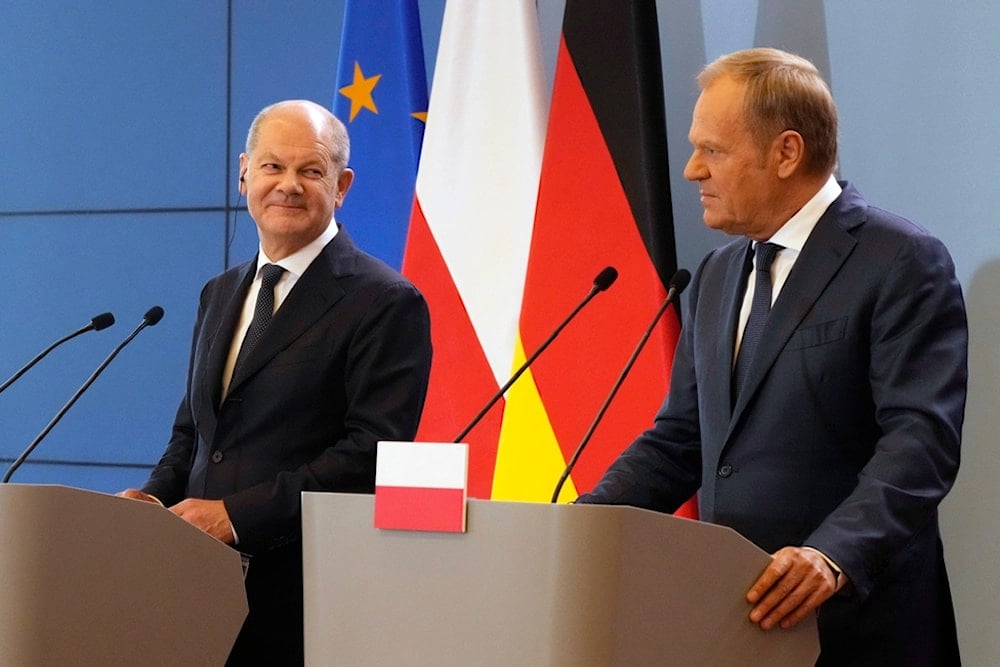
xmin=234 ymin=263 xmax=285 ymax=373
xmin=733 ymin=242 xmax=782 ymax=401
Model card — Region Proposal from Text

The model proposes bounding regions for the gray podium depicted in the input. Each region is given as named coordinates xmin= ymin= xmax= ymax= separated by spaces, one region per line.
xmin=0 ymin=484 xmax=248 ymax=666
xmin=302 ymin=493 xmax=819 ymax=666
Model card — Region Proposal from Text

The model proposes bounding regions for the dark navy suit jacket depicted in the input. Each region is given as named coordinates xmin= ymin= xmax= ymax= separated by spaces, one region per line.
xmin=580 ymin=184 xmax=967 ymax=665
xmin=143 ymin=226 xmax=432 ymax=664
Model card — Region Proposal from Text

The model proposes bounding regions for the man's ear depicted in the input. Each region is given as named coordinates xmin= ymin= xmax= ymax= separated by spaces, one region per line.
xmin=774 ymin=130 xmax=806 ymax=179
xmin=334 ymin=168 xmax=355 ymax=208
xmin=238 ymin=154 xmax=249 ymax=195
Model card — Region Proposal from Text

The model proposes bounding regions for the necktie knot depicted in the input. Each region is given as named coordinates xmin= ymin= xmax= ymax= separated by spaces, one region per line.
xmin=260 ymin=263 xmax=285 ymax=290
xmin=754 ymin=242 xmax=782 ymax=273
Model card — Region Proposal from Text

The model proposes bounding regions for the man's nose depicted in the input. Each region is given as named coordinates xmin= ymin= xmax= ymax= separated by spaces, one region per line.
xmin=683 ymin=153 xmax=706 ymax=181
xmin=278 ymin=171 xmax=304 ymax=194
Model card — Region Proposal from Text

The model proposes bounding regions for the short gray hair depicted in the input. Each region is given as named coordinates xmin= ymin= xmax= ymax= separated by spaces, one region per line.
xmin=698 ymin=48 xmax=838 ymax=177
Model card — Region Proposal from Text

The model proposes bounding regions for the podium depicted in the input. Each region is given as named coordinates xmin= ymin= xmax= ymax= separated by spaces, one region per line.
xmin=0 ymin=484 xmax=248 ymax=665
xmin=302 ymin=493 xmax=819 ymax=665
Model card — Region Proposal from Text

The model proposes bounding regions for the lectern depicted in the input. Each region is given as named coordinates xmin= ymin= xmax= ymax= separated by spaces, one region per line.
xmin=0 ymin=484 xmax=248 ymax=665
xmin=302 ymin=493 xmax=819 ymax=665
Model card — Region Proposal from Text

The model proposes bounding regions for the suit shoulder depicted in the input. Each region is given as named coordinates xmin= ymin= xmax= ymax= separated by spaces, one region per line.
xmin=323 ymin=236 xmax=426 ymax=309
xmin=352 ymin=249 xmax=417 ymax=289
xmin=854 ymin=205 xmax=955 ymax=270
xmin=862 ymin=204 xmax=934 ymax=238
xmin=345 ymin=252 xmax=426 ymax=305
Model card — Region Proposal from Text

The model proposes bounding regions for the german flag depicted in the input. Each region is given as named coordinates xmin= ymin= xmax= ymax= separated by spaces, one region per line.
xmin=492 ymin=0 xmax=693 ymax=516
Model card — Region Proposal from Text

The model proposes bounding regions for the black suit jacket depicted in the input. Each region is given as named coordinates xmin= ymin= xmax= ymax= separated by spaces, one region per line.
xmin=143 ymin=227 xmax=432 ymax=664
xmin=580 ymin=184 xmax=967 ymax=665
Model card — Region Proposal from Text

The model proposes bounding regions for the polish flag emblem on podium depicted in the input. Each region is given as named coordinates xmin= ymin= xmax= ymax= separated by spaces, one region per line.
xmin=374 ymin=441 xmax=469 ymax=532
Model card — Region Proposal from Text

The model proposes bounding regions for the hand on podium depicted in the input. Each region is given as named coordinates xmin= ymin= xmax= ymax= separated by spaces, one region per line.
xmin=170 ymin=498 xmax=236 ymax=545
xmin=746 ymin=546 xmax=838 ymax=631
xmin=118 ymin=490 xmax=235 ymax=545
xmin=117 ymin=488 xmax=162 ymax=504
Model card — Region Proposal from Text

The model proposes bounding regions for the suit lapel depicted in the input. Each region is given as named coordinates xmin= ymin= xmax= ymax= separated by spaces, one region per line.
xmin=727 ymin=186 xmax=867 ymax=432
xmin=226 ymin=234 xmax=351 ymax=394
xmin=688 ymin=240 xmax=751 ymax=457
xmin=199 ymin=262 xmax=255 ymax=418
xmin=722 ymin=242 xmax=753 ymax=411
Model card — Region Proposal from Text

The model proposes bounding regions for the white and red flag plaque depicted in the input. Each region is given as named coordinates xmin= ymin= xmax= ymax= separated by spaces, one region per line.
xmin=374 ymin=441 xmax=469 ymax=533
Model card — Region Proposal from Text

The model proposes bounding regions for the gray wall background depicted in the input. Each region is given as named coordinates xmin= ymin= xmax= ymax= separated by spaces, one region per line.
xmin=0 ymin=1 xmax=995 ymax=662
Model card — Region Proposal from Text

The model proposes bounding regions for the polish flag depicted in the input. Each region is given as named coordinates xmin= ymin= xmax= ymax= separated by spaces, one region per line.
xmin=374 ymin=441 xmax=469 ymax=533
xmin=400 ymin=0 xmax=547 ymax=499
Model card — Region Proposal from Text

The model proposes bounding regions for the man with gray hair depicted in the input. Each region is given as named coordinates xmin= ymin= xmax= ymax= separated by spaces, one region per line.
xmin=122 ymin=100 xmax=432 ymax=664
xmin=579 ymin=48 xmax=967 ymax=665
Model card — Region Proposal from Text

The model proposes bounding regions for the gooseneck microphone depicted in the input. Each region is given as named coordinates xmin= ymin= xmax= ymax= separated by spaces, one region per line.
xmin=551 ymin=269 xmax=691 ymax=503
xmin=2 ymin=307 xmax=164 ymax=483
xmin=0 ymin=312 xmax=116 ymax=395
xmin=453 ymin=267 xmax=619 ymax=443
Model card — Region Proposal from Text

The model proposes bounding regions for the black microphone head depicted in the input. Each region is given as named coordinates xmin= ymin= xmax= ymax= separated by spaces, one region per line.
xmin=593 ymin=266 xmax=618 ymax=292
xmin=91 ymin=312 xmax=115 ymax=331
xmin=143 ymin=306 xmax=165 ymax=326
xmin=670 ymin=269 xmax=692 ymax=294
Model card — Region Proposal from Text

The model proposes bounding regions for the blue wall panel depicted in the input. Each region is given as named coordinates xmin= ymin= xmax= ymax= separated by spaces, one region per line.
xmin=0 ymin=1 xmax=229 ymax=211
xmin=0 ymin=212 xmax=224 ymax=478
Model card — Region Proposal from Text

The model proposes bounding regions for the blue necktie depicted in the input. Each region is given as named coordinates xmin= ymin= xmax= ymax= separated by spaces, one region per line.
xmin=733 ymin=242 xmax=782 ymax=400
xmin=235 ymin=263 xmax=285 ymax=373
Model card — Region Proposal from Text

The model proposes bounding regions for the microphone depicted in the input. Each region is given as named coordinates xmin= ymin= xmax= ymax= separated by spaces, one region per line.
xmin=551 ymin=269 xmax=691 ymax=503
xmin=453 ymin=267 xmax=618 ymax=443
xmin=0 ymin=312 xmax=115 ymax=395
xmin=2 ymin=306 xmax=164 ymax=483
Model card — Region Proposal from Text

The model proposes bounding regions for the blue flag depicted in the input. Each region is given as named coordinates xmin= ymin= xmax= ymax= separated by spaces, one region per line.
xmin=333 ymin=0 xmax=428 ymax=269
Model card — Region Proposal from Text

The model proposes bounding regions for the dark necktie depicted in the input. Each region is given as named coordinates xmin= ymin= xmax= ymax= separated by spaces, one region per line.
xmin=235 ymin=263 xmax=285 ymax=373
xmin=733 ymin=242 xmax=782 ymax=400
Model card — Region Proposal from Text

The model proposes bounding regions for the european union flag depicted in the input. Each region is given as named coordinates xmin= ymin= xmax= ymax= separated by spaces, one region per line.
xmin=333 ymin=0 xmax=428 ymax=270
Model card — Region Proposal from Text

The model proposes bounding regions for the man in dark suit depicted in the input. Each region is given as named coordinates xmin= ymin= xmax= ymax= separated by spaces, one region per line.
xmin=577 ymin=48 xmax=967 ymax=665
xmin=121 ymin=100 xmax=432 ymax=664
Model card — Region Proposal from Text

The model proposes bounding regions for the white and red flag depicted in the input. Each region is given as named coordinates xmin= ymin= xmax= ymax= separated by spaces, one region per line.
xmin=401 ymin=0 xmax=547 ymax=499
xmin=374 ymin=441 xmax=469 ymax=533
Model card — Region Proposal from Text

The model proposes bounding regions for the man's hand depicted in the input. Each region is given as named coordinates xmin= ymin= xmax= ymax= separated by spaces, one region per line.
xmin=746 ymin=546 xmax=837 ymax=630
xmin=170 ymin=498 xmax=235 ymax=545
xmin=116 ymin=489 xmax=161 ymax=504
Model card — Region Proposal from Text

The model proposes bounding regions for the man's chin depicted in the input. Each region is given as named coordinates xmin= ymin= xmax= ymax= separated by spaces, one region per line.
xmin=701 ymin=213 xmax=726 ymax=232
xmin=260 ymin=211 xmax=310 ymax=229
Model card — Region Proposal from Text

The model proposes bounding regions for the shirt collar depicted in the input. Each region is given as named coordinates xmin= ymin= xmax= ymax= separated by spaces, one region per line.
xmin=255 ymin=219 xmax=339 ymax=280
xmin=767 ymin=175 xmax=841 ymax=252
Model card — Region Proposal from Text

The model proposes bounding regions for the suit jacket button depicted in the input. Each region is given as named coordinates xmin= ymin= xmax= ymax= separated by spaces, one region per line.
xmin=717 ymin=463 xmax=733 ymax=478
xmin=211 ymin=450 xmax=224 ymax=463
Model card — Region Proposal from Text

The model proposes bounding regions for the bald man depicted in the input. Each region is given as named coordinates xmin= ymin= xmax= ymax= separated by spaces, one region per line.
xmin=122 ymin=100 xmax=432 ymax=664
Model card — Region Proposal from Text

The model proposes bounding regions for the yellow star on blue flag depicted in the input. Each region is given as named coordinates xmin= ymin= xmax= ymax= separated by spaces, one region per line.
xmin=339 ymin=62 xmax=382 ymax=122
xmin=333 ymin=0 xmax=428 ymax=269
